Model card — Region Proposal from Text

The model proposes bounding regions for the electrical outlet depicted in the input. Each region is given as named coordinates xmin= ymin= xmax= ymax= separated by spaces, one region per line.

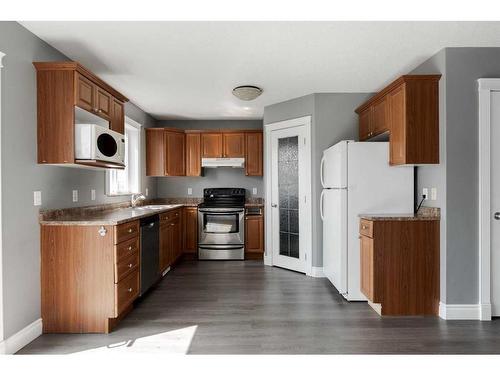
xmin=72 ymin=190 xmax=78 ymax=202
xmin=33 ymin=191 xmax=42 ymax=206
xmin=187 ymin=187 xmax=193 ymax=196
xmin=145 ymin=188 xmax=149 ymax=197
xmin=91 ymin=189 xmax=96 ymax=201
xmin=422 ymin=188 xmax=429 ymax=200
xmin=252 ymin=187 xmax=257 ymax=195
xmin=431 ymin=187 xmax=437 ymax=201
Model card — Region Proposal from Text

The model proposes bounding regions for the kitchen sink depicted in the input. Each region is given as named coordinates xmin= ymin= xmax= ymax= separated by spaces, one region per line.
xmin=134 ymin=204 xmax=181 ymax=210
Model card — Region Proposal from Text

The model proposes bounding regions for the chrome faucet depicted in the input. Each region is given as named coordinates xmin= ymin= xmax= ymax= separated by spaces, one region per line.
xmin=131 ymin=193 xmax=146 ymax=208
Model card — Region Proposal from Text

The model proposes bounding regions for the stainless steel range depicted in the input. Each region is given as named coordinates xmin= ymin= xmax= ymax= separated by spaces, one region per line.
xmin=198 ymin=188 xmax=245 ymax=260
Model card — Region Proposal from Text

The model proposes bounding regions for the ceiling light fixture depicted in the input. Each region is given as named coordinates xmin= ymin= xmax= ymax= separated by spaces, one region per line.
xmin=232 ymin=85 xmax=263 ymax=101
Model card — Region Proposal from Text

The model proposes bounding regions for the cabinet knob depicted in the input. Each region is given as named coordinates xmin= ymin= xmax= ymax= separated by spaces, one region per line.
xmin=495 ymin=212 xmax=500 ymax=220
xmin=98 ymin=109 xmax=102 ymax=113
xmin=362 ymin=225 xmax=367 ymax=229
xmin=128 ymin=228 xmax=133 ymax=233
xmin=128 ymin=263 xmax=133 ymax=268
xmin=127 ymin=288 xmax=133 ymax=293
xmin=98 ymin=226 xmax=107 ymax=236
xmin=128 ymin=246 xmax=133 ymax=251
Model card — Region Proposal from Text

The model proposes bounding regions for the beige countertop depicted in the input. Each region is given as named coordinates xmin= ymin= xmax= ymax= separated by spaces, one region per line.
xmin=40 ymin=204 xmax=185 ymax=226
xmin=359 ymin=207 xmax=440 ymax=222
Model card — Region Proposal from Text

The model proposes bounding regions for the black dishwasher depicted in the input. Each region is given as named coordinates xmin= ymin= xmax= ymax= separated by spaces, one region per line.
xmin=140 ymin=214 xmax=160 ymax=295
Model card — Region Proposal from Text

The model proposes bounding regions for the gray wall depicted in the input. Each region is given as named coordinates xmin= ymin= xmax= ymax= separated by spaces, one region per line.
xmin=156 ymin=120 xmax=264 ymax=198
xmin=0 ymin=21 xmax=157 ymax=339
xmin=411 ymin=47 xmax=500 ymax=305
xmin=264 ymin=93 xmax=371 ymax=267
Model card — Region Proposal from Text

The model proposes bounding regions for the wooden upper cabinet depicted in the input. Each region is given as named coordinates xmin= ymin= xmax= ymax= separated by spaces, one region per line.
xmin=165 ymin=130 xmax=186 ymax=176
xmin=111 ymin=99 xmax=125 ymax=134
xmin=223 ymin=133 xmax=245 ymax=157
xmin=245 ymin=132 xmax=263 ymax=176
xmin=201 ymin=133 xmax=223 ymax=157
xmin=186 ymin=133 xmax=201 ymax=176
xmin=355 ymin=75 xmax=440 ymax=165
xmin=372 ymin=97 xmax=389 ymax=137
xmin=34 ymin=62 xmax=128 ymax=168
xmin=146 ymin=129 xmax=166 ymax=176
xmin=75 ymin=73 xmax=95 ymax=112
xmin=358 ymin=107 xmax=372 ymax=141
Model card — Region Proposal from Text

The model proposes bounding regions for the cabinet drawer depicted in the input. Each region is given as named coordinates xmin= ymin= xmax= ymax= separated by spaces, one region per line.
xmin=115 ymin=236 xmax=139 ymax=263
xmin=359 ymin=219 xmax=373 ymax=238
xmin=115 ymin=270 xmax=139 ymax=316
xmin=114 ymin=220 xmax=139 ymax=244
xmin=115 ymin=252 xmax=139 ymax=283
xmin=160 ymin=209 xmax=181 ymax=222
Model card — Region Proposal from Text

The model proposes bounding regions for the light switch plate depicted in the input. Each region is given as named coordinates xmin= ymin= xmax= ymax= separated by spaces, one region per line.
xmin=422 ymin=188 xmax=429 ymax=200
xmin=72 ymin=190 xmax=78 ymax=202
xmin=33 ymin=191 xmax=42 ymax=206
xmin=252 ymin=187 xmax=258 ymax=195
xmin=91 ymin=189 xmax=96 ymax=201
xmin=187 ymin=187 xmax=193 ymax=196
xmin=431 ymin=187 xmax=437 ymax=201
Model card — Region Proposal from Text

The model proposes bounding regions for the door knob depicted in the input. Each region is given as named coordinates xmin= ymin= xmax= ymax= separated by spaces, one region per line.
xmin=495 ymin=212 xmax=500 ymax=220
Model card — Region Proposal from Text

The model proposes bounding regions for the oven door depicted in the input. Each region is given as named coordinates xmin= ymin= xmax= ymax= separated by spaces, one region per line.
xmin=198 ymin=208 xmax=244 ymax=245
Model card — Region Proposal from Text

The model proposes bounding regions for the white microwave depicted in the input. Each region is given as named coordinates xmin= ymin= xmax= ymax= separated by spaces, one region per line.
xmin=75 ymin=124 xmax=125 ymax=165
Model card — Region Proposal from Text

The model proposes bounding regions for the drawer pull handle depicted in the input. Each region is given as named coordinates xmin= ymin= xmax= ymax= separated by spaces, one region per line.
xmin=128 ymin=263 xmax=133 ymax=268
xmin=127 ymin=288 xmax=133 ymax=292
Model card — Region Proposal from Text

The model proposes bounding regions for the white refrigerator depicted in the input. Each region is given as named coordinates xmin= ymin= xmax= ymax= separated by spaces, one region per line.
xmin=320 ymin=141 xmax=414 ymax=301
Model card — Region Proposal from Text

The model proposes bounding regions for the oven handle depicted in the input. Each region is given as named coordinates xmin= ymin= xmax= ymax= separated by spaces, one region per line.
xmin=198 ymin=245 xmax=244 ymax=250
xmin=198 ymin=209 xmax=244 ymax=214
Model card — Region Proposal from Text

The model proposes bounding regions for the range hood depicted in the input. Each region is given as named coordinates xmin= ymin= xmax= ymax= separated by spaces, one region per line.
xmin=201 ymin=158 xmax=245 ymax=168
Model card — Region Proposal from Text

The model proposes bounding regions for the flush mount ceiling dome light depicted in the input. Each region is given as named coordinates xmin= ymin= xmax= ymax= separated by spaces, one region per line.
xmin=232 ymin=85 xmax=263 ymax=101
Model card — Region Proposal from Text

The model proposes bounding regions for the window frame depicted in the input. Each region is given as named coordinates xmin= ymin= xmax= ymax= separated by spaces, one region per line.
xmin=106 ymin=116 xmax=143 ymax=196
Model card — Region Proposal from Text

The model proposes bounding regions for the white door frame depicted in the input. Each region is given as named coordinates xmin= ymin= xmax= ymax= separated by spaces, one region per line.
xmin=264 ymin=116 xmax=312 ymax=276
xmin=478 ymin=78 xmax=500 ymax=321
xmin=0 ymin=51 xmax=5 ymax=341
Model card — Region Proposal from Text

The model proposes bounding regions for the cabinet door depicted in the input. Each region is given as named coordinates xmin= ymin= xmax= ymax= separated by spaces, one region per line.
xmin=245 ymin=215 xmax=264 ymax=253
xmin=185 ymin=133 xmax=201 ymax=176
xmin=372 ymin=97 xmax=389 ymax=137
xmin=183 ymin=207 xmax=198 ymax=253
xmin=159 ymin=223 xmax=170 ymax=273
xmin=388 ymin=85 xmax=407 ymax=165
xmin=165 ymin=131 xmax=186 ymax=176
xmin=201 ymin=133 xmax=223 ymax=157
xmin=172 ymin=217 xmax=182 ymax=261
xmin=146 ymin=129 xmax=165 ymax=176
xmin=358 ymin=107 xmax=372 ymax=141
xmin=110 ymin=99 xmax=125 ymax=134
xmin=245 ymin=132 xmax=263 ymax=176
xmin=75 ymin=73 xmax=95 ymax=112
xmin=95 ymin=87 xmax=112 ymax=120
xmin=360 ymin=235 xmax=375 ymax=301
xmin=223 ymin=133 xmax=245 ymax=157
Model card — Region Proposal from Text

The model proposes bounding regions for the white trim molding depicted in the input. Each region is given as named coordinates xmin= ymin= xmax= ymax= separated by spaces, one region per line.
xmin=0 ymin=319 xmax=42 ymax=354
xmin=309 ymin=267 xmax=325 ymax=278
xmin=0 ymin=51 xmax=5 ymax=343
xmin=264 ymin=116 xmax=313 ymax=276
xmin=477 ymin=78 xmax=500 ymax=321
xmin=439 ymin=303 xmax=489 ymax=320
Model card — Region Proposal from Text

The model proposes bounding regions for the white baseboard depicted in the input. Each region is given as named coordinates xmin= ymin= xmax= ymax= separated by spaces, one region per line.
xmin=309 ymin=266 xmax=325 ymax=278
xmin=0 ymin=318 xmax=42 ymax=354
xmin=439 ymin=303 xmax=491 ymax=320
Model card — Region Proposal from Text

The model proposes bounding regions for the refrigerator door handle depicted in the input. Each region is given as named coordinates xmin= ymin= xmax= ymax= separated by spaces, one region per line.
xmin=320 ymin=189 xmax=325 ymax=221
xmin=320 ymin=155 xmax=326 ymax=188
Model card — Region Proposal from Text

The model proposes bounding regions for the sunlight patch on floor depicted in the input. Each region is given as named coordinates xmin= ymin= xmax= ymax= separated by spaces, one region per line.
xmin=73 ymin=326 xmax=198 ymax=354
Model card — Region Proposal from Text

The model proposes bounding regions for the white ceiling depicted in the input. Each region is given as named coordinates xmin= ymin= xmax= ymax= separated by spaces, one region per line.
xmin=21 ymin=21 xmax=500 ymax=120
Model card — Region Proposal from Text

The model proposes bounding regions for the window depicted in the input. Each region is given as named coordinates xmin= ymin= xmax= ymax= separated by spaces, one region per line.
xmin=106 ymin=119 xmax=142 ymax=195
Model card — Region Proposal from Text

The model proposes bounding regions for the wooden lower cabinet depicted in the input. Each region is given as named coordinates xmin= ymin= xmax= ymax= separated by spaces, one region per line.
xmin=245 ymin=207 xmax=264 ymax=259
xmin=183 ymin=207 xmax=198 ymax=256
xmin=359 ymin=218 xmax=440 ymax=316
xmin=159 ymin=208 xmax=183 ymax=273
xmin=41 ymin=221 xmax=140 ymax=333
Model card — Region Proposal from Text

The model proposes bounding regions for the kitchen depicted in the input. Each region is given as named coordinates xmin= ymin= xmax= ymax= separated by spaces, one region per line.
xmin=1 ymin=19 xmax=500 ymax=361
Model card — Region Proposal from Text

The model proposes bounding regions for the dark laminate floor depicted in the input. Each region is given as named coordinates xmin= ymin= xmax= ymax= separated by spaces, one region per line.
xmin=19 ymin=260 xmax=500 ymax=354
